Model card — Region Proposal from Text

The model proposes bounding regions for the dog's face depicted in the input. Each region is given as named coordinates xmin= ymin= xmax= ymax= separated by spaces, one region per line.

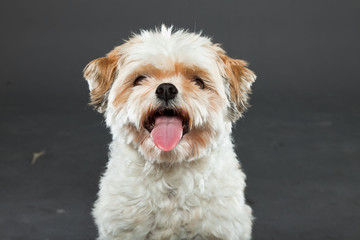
xmin=84 ymin=26 xmax=256 ymax=163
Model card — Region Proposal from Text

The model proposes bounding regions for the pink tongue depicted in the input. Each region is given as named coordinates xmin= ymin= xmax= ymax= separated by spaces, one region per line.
xmin=151 ymin=116 xmax=183 ymax=151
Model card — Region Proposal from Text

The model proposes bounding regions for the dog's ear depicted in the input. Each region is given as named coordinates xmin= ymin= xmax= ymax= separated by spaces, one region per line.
xmin=83 ymin=50 xmax=120 ymax=113
xmin=220 ymin=55 xmax=256 ymax=121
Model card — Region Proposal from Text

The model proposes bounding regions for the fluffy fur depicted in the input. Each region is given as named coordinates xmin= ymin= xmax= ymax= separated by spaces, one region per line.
xmin=84 ymin=26 xmax=256 ymax=240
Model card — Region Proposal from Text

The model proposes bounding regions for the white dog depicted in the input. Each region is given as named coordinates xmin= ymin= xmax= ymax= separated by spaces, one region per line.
xmin=83 ymin=25 xmax=256 ymax=240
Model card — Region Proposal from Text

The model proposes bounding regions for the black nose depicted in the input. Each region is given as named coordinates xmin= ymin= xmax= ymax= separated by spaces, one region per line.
xmin=155 ymin=83 xmax=178 ymax=101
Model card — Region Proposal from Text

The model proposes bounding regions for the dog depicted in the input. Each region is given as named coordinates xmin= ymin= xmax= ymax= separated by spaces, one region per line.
xmin=83 ymin=25 xmax=256 ymax=240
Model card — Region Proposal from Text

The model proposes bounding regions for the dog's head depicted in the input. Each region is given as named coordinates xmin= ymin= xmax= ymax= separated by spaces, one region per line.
xmin=84 ymin=26 xmax=256 ymax=163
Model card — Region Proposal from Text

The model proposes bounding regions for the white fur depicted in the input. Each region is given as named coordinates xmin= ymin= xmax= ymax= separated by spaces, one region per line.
xmin=86 ymin=26 xmax=254 ymax=240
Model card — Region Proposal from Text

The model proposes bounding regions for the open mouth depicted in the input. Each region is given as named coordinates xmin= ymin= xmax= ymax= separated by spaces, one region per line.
xmin=144 ymin=108 xmax=189 ymax=151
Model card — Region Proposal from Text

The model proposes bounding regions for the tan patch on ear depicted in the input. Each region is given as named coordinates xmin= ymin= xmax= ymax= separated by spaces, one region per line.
xmin=83 ymin=47 xmax=121 ymax=112
xmin=220 ymin=55 xmax=256 ymax=120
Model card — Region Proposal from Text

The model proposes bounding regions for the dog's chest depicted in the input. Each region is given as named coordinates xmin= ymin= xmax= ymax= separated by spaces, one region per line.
xmin=143 ymin=177 xmax=207 ymax=239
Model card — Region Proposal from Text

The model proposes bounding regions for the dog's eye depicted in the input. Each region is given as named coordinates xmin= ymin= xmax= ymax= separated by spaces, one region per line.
xmin=193 ymin=77 xmax=205 ymax=89
xmin=134 ymin=75 xmax=147 ymax=86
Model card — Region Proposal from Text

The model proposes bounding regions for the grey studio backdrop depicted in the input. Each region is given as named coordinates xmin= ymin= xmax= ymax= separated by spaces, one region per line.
xmin=0 ymin=0 xmax=359 ymax=239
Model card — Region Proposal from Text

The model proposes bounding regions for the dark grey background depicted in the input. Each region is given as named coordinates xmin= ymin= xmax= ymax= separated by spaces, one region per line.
xmin=1 ymin=0 xmax=359 ymax=239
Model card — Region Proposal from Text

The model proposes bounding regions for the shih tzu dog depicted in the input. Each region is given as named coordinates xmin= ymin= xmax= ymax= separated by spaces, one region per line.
xmin=83 ymin=25 xmax=256 ymax=240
